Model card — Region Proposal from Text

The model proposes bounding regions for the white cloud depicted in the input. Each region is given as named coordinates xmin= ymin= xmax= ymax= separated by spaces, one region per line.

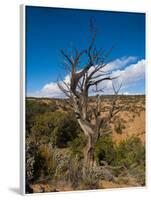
xmin=28 ymin=74 xmax=71 ymax=98
xmin=28 ymin=83 xmax=62 ymax=98
xmin=104 ymin=56 xmax=137 ymax=72
xmin=28 ymin=57 xmax=145 ymax=98
xmin=120 ymin=59 xmax=145 ymax=84
xmin=40 ymin=82 xmax=62 ymax=97
xmin=113 ymin=59 xmax=145 ymax=91
xmin=87 ymin=59 xmax=145 ymax=94
xmin=123 ymin=92 xmax=129 ymax=95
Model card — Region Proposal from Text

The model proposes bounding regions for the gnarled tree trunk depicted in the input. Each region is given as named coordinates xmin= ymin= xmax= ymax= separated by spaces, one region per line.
xmin=83 ymin=134 xmax=95 ymax=177
xmin=77 ymin=118 xmax=97 ymax=178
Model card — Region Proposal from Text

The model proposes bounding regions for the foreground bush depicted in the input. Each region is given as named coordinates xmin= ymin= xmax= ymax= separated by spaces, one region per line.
xmin=68 ymin=133 xmax=86 ymax=158
xmin=94 ymin=135 xmax=115 ymax=165
xmin=114 ymin=119 xmax=126 ymax=134
xmin=33 ymin=144 xmax=56 ymax=179
xmin=26 ymin=99 xmax=57 ymax=134
xmin=49 ymin=111 xmax=81 ymax=148
xmin=29 ymin=111 xmax=82 ymax=148
xmin=25 ymin=98 xmax=145 ymax=189
xmin=113 ymin=136 xmax=145 ymax=168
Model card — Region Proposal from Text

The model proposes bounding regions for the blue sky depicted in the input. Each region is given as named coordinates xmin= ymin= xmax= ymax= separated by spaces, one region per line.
xmin=26 ymin=6 xmax=145 ymax=97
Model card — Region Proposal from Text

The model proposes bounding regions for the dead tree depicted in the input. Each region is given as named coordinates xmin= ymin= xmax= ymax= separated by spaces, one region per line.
xmin=57 ymin=26 xmax=122 ymax=178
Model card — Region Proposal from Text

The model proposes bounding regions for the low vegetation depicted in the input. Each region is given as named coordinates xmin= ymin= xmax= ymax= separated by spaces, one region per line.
xmin=26 ymin=96 xmax=145 ymax=193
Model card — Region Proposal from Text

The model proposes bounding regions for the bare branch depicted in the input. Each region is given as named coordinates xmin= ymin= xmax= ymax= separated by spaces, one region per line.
xmin=88 ymin=76 xmax=118 ymax=88
xmin=90 ymin=71 xmax=111 ymax=80
xmin=102 ymin=45 xmax=115 ymax=62
xmin=61 ymin=49 xmax=74 ymax=66
xmin=107 ymin=81 xmax=123 ymax=121
xmin=112 ymin=81 xmax=122 ymax=95
xmin=57 ymin=82 xmax=71 ymax=98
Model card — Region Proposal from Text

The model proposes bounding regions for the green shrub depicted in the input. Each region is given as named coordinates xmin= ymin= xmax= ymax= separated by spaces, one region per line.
xmin=94 ymin=135 xmax=115 ymax=165
xmin=82 ymin=174 xmax=99 ymax=189
xmin=30 ymin=112 xmax=54 ymax=144
xmin=49 ymin=111 xmax=81 ymax=148
xmin=26 ymin=99 xmax=57 ymax=134
xmin=33 ymin=144 xmax=56 ymax=180
xmin=26 ymin=141 xmax=36 ymax=182
xmin=68 ymin=133 xmax=86 ymax=158
xmin=29 ymin=110 xmax=81 ymax=148
xmin=113 ymin=136 xmax=145 ymax=168
xmin=114 ymin=120 xmax=125 ymax=134
xmin=129 ymin=163 xmax=145 ymax=186
xmin=94 ymin=135 xmax=145 ymax=173
xmin=53 ymin=149 xmax=72 ymax=182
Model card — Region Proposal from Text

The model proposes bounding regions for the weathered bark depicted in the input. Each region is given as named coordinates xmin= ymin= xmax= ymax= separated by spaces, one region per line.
xmin=83 ymin=134 xmax=95 ymax=177
xmin=77 ymin=118 xmax=97 ymax=178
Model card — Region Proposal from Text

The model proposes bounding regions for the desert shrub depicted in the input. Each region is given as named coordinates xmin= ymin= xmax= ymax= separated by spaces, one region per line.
xmin=29 ymin=111 xmax=81 ymax=148
xmin=94 ymin=135 xmax=115 ymax=165
xmin=69 ymin=158 xmax=83 ymax=188
xmin=82 ymin=173 xmax=99 ymax=189
xmin=94 ymin=135 xmax=145 ymax=179
xmin=68 ymin=133 xmax=86 ymax=158
xmin=39 ymin=145 xmax=56 ymax=174
xmin=33 ymin=144 xmax=56 ymax=180
xmin=53 ymin=149 xmax=71 ymax=182
xmin=26 ymin=141 xmax=36 ymax=182
xmin=114 ymin=120 xmax=125 ymax=134
xmin=30 ymin=112 xmax=54 ymax=144
xmin=53 ymin=148 xmax=84 ymax=188
xmin=100 ymin=124 xmax=112 ymax=135
xmin=26 ymin=99 xmax=57 ymax=134
xmin=113 ymin=136 xmax=145 ymax=169
xmin=129 ymin=163 xmax=145 ymax=186
xmin=49 ymin=111 xmax=81 ymax=148
xmin=81 ymin=166 xmax=114 ymax=189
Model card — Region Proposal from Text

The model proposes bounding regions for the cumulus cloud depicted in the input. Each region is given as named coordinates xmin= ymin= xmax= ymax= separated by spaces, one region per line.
xmin=87 ymin=58 xmax=145 ymax=94
xmin=105 ymin=56 xmax=137 ymax=72
xmin=38 ymin=82 xmax=62 ymax=97
xmin=28 ymin=74 xmax=71 ymax=98
xmin=28 ymin=57 xmax=145 ymax=98
xmin=115 ymin=59 xmax=145 ymax=90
